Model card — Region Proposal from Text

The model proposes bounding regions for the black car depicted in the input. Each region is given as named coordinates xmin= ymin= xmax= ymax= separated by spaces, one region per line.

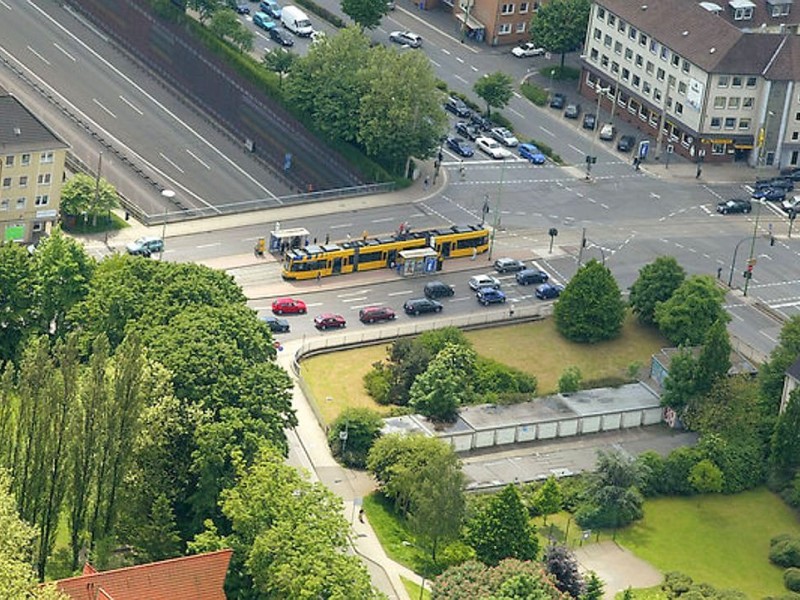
xmin=446 ymin=136 xmax=474 ymax=157
xmin=235 ymin=4 xmax=251 ymax=14
xmin=752 ymin=187 xmax=787 ymax=202
xmin=582 ymin=113 xmax=597 ymax=130
xmin=455 ymin=121 xmax=480 ymax=141
xmin=269 ymin=27 xmax=294 ymax=46
xmin=717 ymin=198 xmax=752 ymax=214
xmin=470 ymin=113 xmax=493 ymax=131
xmin=564 ymin=103 xmax=581 ymax=119
xmin=617 ymin=135 xmax=636 ymax=152
xmin=535 ymin=283 xmax=564 ymax=300
xmin=404 ymin=298 xmax=443 ymax=315
xmin=781 ymin=167 xmax=800 ymax=182
xmin=549 ymin=93 xmax=566 ymax=109
xmin=755 ymin=177 xmax=794 ymax=191
xmin=444 ymin=96 xmax=471 ymax=118
xmin=262 ymin=316 xmax=290 ymax=333
xmin=424 ymin=280 xmax=455 ymax=299
xmin=516 ymin=269 xmax=549 ymax=285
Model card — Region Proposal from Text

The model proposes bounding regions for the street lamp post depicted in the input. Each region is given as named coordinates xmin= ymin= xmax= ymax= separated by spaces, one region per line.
xmin=585 ymin=86 xmax=609 ymax=180
xmin=160 ymin=189 xmax=175 ymax=261
xmin=487 ymin=160 xmax=507 ymax=261
xmin=743 ymin=199 xmax=762 ymax=297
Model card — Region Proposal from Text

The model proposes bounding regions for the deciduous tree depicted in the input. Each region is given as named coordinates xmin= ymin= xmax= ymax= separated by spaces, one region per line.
xmin=688 ymin=459 xmax=724 ymax=495
xmin=529 ymin=0 xmax=591 ymax=67
xmin=466 ymin=484 xmax=538 ymax=565
xmin=262 ymin=49 xmax=297 ymax=89
xmin=661 ymin=347 xmax=697 ymax=412
xmin=759 ymin=316 xmax=800 ymax=413
xmin=410 ymin=343 xmax=476 ymax=421
xmin=544 ymin=544 xmax=584 ymax=598
xmin=328 ymin=407 xmax=384 ymax=468
xmin=533 ymin=476 xmax=562 ymax=524
xmin=0 ymin=241 xmax=36 ymax=362
xmin=628 ymin=256 xmax=685 ymax=326
xmin=474 ymin=72 xmax=514 ymax=117
xmin=654 ymin=275 xmax=727 ymax=346
xmin=59 ymin=173 xmax=119 ymax=223
xmin=342 ymin=0 xmax=389 ymax=29
xmin=694 ymin=319 xmax=731 ymax=397
xmin=770 ymin=387 xmax=800 ymax=484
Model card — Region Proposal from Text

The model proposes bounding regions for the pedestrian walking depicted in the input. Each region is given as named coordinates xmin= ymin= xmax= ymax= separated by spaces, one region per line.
xmin=358 ymin=508 xmax=365 ymax=523
xmin=696 ymin=164 xmax=702 ymax=179
xmin=316 ymin=272 xmax=321 ymax=285
xmin=423 ymin=175 xmax=430 ymax=190
xmin=471 ymin=247 xmax=477 ymax=261
xmin=717 ymin=267 xmax=722 ymax=280
xmin=325 ymin=234 xmax=330 ymax=245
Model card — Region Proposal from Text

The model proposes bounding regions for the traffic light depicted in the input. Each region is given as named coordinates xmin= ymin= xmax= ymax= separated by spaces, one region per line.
xmin=771 ymin=235 xmax=776 ymax=246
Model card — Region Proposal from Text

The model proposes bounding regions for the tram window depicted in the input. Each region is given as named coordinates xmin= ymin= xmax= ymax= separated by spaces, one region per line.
xmin=358 ymin=251 xmax=383 ymax=263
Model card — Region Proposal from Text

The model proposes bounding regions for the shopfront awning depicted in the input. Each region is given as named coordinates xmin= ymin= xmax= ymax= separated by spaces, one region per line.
xmin=456 ymin=11 xmax=485 ymax=30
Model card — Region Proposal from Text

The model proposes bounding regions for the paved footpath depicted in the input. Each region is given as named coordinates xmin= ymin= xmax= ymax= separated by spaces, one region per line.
xmin=574 ymin=541 xmax=663 ymax=599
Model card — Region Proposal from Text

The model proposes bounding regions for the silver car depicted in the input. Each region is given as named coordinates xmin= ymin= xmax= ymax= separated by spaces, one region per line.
xmin=468 ymin=274 xmax=501 ymax=291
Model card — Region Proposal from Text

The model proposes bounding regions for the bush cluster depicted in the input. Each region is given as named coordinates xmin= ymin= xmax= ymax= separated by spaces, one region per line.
xmin=771 ymin=534 xmax=800 ymax=569
xmin=520 ymin=82 xmax=548 ymax=107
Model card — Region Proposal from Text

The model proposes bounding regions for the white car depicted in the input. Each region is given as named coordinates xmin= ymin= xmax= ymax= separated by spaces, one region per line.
xmin=490 ymin=127 xmax=519 ymax=147
xmin=475 ymin=136 xmax=511 ymax=160
xmin=782 ymin=196 xmax=800 ymax=213
xmin=469 ymin=274 xmax=502 ymax=291
xmin=511 ymin=42 xmax=545 ymax=58
xmin=389 ymin=30 xmax=422 ymax=48
xmin=599 ymin=123 xmax=616 ymax=141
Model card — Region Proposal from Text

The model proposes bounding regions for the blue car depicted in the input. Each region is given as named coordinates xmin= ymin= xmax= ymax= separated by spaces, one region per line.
xmin=476 ymin=287 xmax=506 ymax=306
xmin=751 ymin=186 xmax=786 ymax=202
xmin=446 ymin=136 xmax=474 ymax=157
xmin=519 ymin=143 xmax=546 ymax=164
xmin=535 ymin=283 xmax=564 ymax=300
xmin=252 ymin=12 xmax=276 ymax=30
xmin=260 ymin=0 xmax=282 ymax=18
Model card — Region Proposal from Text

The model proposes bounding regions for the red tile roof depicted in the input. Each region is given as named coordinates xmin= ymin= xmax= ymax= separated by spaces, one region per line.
xmin=51 ymin=549 xmax=233 ymax=600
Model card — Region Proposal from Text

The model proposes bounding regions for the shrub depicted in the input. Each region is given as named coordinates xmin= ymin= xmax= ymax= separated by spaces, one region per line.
xmin=636 ymin=451 xmax=667 ymax=497
xmin=363 ymin=362 xmax=391 ymax=404
xmin=539 ymin=65 xmax=580 ymax=81
xmin=786 ymin=568 xmax=800 ymax=592
xmin=520 ymin=82 xmax=548 ymax=106
xmin=558 ymin=366 xmax=582 ymax=394
xmin=490 ymin=111 xmax=514 ymax=130
xmin=526 ymin=138 xmax=563 ymax=164
xmin=663 ymin=571 xmax=694 ymax=595
xmin=474 ymin=357 xmax=537 ymax=399
xmin=771 ymin=538 xmax=800 ymax=568
xmin=327 ymin=407 xmax=384 ymax=468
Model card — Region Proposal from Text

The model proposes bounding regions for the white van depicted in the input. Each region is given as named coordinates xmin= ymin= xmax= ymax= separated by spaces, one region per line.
xmin=281 ymin=5 xmax=313 ymax=37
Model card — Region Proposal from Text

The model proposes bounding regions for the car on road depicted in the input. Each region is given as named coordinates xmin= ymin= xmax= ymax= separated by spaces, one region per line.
xmin=252 ymin=12 xmax=276 ymax=29
xmin=782 ymin=196 xmax=800 ymax=214
xmin=403 ymin=298 xmax=443 ymax=315
xmin=599 ymin=123 xmax=616 ymax=141
xmin=424 ymin=280 xmax=455 ymax=299
xmin=126 ymin=237 xmax=164 ymax=257
xmin=446 ymin=136 xmax=474 ymax=157
xmin=389 ymin=30 xmax=422 ymax=47
xmin=262 ymin=316 xmax=290 ymax=333
xmin=549 ymin=93 xmax=566 ymax=109
xmin=511 ymin=42 xmax=545 ymax=57
xmin=271 ymin=297 xmax=307 ymax=314
xmin=235 ymin=4 xmax=251 ymax=14
xmin=494 ymin=257 xmax=526 ymax=273
xmin=617 ymin=134 xmax=636 ymax=152
xmin=359 ymin=306 xmax=397 ymax=323
xmin=476 ymin=287 xmax=507 ymax=305
xmin=314 ymin=313 xmax=346 ymax=330
xmin=518 ymin=143 xmax=546 ymax=164
xmin=455 ymin=121 xmax=480 ymax=141
xmin=469 ymin=274 xmax=501 ymax=291
xmin=444 ymin=96 xmax=471 ymax=118
xmin=269 ymin=27 xmax=294 ymax=46
xmin=490 ymin=127 xmax=519 ymax=147
xmin=516 ymin=269 xmax=549 ymax=285
xmin=564 ymin=103 xmax=581 ymax=119
xmin=751 ymin=187 xmax=786 ymax=202
xmin=260 ymin=0 xmax=282 ymax=18
xmin=535 ymin=283 xmax=564 ymax=300
xmin=476 ymin=137 xmax=511 ymax=159
xmin=582 ymin=113 xmax=597 ymax=130
xmin=755 ymin=177 xmax=794 ymax=191
xmin=716 ymin=198 xmax=752 ymax=214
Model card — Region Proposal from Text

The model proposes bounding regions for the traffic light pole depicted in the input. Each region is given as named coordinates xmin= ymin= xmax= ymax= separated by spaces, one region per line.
xmin=743 ymin=200 xmax=762 ymax=297
xmin=728 ymin=235 xmax=754 ymax=288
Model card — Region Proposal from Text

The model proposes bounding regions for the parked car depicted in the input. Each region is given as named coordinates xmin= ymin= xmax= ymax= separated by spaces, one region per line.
xmin=617 ymin=134 xmax=636 ymax=152
xmin=455 ymin=121 xmax=480 ymax=141
xmin=519 ymin=143 xmax=546 ymax=164
xmin=476 ymin=287 xmax=507 ymax=306
xmin=549 ymin=93 xmax=566 ymax=109
xmin=446 ymin=136 xmax=474 ymax=157
xmin=535 ymin=283 xmax=564 ymax=300
xmin=262 ymin=316 xmax=290 ymax=333
xmin=260 ymin=0 xmax=282 ymax=18
xmin=493 ymin=257 xmax=526 ymax=273
xmin=717 ymin=198 xmax=752 ymax=214
xmin=755 ymin=177 xmax=794 ymax=191
xmin=564 ymin=103 xmax=581 ymax=119
xmin=599 ymin=123 xmax=616 ymax=141
xmin=470 ymin=113 xmax=493 ymax=131
xmin=252 ymin=12 xmax=275 ymax=29
xmin=424 ymin=280 xmax=455 ymax=299
xmin=314 ymin=313 xmax=346 ymax=330
xmin=389 ymin=30 xmax=422 ymax=47
xmin=359 ymin=305 xmax=397 ymax=324
xmin=235 ymin=4 xmax=251 ymax=14
xmin=269 ymin=27 xmax=294 ymax=46
xmin=582 ymin=113 xmax=597 ymax=130
xmin=444 ymin=96 xmax=471 ymax=118
xmin=271 ymin=297 xmax=307 ymax=314
xmin=781 ymin=167 xmax=800 ymax=182
xmin=490 ymin=127 xmax=519 ymax=147
xmin=468 ymin=274 xmax=501 ymax=291
xmin=126 ymin=237 xmax=164 ymax=257
xmin=511 ymin=42 xmax=545 ymax=57
xmin=403 ymin=298 xmax=443 ymax=315
xmin=516 ymin=269 xmax=549 ymax=285
xmin=751 ymin=187 xmax=787 ymax=202
xmin=476 ymin=137 xmax=511 ymax=160
xmin=782 ymin=196 xmax=800 ymax=214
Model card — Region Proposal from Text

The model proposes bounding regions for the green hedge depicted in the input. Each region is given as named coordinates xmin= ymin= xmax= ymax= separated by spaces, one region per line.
xmin=294 ymin=0 xmax=347 ymax=28
xmin=525 ymin=138 xmax=563 ymax=165
xmin=520 ymin=82 xmax=548 ymax=107
xmin=539 ymin=65 xmax=579 ymax=81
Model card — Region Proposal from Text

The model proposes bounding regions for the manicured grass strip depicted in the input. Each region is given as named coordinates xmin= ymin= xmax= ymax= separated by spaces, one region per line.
xmin=615 ymin=488 xmax=800 ymax=597
xmin=615 ymin=586 xmax=666 ymax=600
xmin=402 ymin=576 xmax=431 ymax=600
xmin=362 ymin=492 xmax=427 ymax=575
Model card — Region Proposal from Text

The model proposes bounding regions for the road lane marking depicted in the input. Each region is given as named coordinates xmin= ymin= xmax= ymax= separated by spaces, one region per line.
xmin=387 ymin=290 xmax=413 ymax=296
xmin=430 ymin=59 xmax=441 ymax=67
xmin=337 ymin=289 xmax=371 ymax=298
xmin=329 ymin=222 xmax=353 ymax=229
xmin=510 ymin=108 xmax=524 ymax=118
xmin=456 ymin=56 xmax=464 ymax=63
xmin=0 ymin=0 xmax=11 ymax=9
xmin=53 ymin=43 xmax=76 ymax=61
xmin=92 ymin=98 xmax=117 ymax=118
xmin=471 ymin=65 xmax=479 ymax=72
xmin=118 ymin=95 xmax=143 ymax=115
xmin=341 ymin=296 xmax=368 ymax=303
xmin=441 ymin=48 xmax=451 ymax=55
xmin=455 ymin=74 xmax=469 ymax=84
xmin=539 ymin=126 xmax=555 ymax=137
xmin=186 ymin=149 xmax=211 ymax=170
xmin=371 ymin=217 xmax=394 ymax=223
xmin=27 ymin=45 xmax=50 ymax=65
xmin=196 ymin=242 xmax=221 ymax=249
xmin=159 ymin=152 xmax=184 ymax=173
xmin=513 ymin=91 xmax=522 ymax=98
xmin=568 ymin=144 xmax=584 ymax=155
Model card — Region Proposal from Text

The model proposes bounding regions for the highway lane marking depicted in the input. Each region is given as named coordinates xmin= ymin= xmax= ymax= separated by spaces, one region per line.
xmin=471 ymin=65 xmax=479 ymax=72
xmin=186 ymin=149 xmax=211 ymax=170
xmin=118 ymin=95 xmax=143 ymax=116
xmin=455 ymin=74 xmax=469 ymax=84
xmin=441 ymin=48 xmax=451 ymax=55
xmin=600 ymin=203 xmax=609 ymax=210
xmin=53 ymin=43 xmax=76 ymax=62
xmin=456 ymin=57 xmax=465 ymax=64
xmin=539 ymin=126 xmax=555 ymax=137
xmin=196 ymin=242 xmax=221 ymax=248
xmin=761 ymin=330 xmax=779 ymax=342
xmin=337 ymin=290 xmax=372 ymax=298
xmin=568 ymin=144 xmax=584 ymax=155
xmin=341 ymin=296 xmax=369 ymax=303
xmin=159 ymin=152 xmax=185 ymax=174
xmin=430 ymin=59 xmax=441 ymax=67
xmin=0 ymin=0 xmax=11 ymax=9
xmin=387 ymin=290 xmax=413 ymax=296
xmin=305 ymin=302 xmax=324 ymax=308
xmin=27 ymin=45 xmax=50 ymax=65
xmin=371 ymin=217 xmax=395 ymax=223
xmin=92 ymin=98 xmax=117 ymax=119
xmin=510 ymin=108 xmax=524 ymax=118
xmin=329 ymin=222 xmax=353 ymax=229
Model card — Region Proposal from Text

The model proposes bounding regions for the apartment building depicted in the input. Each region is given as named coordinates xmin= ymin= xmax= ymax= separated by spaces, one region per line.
xmin=0 ymin=92 xmax=68 ymax=243
xmin=580 ymin=0 xmax=800 ymax=167
xmin=455 ymin=0 xmax=540 ymax=45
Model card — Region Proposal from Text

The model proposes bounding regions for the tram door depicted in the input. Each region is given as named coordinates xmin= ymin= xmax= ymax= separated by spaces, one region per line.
xmin=332 ymin=258 xmax=342 ymax=274
xmin=440 ymin=242 xmax=451 ymax=258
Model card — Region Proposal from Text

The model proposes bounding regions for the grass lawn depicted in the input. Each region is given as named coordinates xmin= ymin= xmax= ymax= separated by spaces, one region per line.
xmin=301 ymin=314 xmax=666 ymax=424
xmin=402 ymin=576 xmax=431 ymax=600
xmin=615 ymin=488 xmax=800 ymax=597
xmin=362 ymin=493 xmax=428 ymax=575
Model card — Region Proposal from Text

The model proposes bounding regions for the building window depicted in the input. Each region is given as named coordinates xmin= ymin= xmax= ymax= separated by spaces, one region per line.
xmin=590 ymin=48 xmax=599 ymax=61
xmin=622 ymin=67 xmax=630 ymax=81
xmin=678 ymin=81 xmax=687 ymax=95
xmin=682 ymin=60 xmax=690 ymax=74
xmin=743 ymin=97 xmax=754 ymax=109
xmin=654 ymin=89 xmax=663 ymax=102
xmin=32 ymin=222 xmax=43 ymax=233
xmin=728 ymin=97 xmax=740 ymax=109
xmin=732 ymin=76 xmax=742 ymax=88
xmin=734 ymin=6 xmax=753 ymax=19
xmin=635 ymin=54 xmax=643 ymax=67
xmin=796 ymin=111 xmax=800 ymax=121
xmin=710 ymin=117 xmax=721 ymax=129
xmin=0 ymin=199 xmax=8 ymax=211
xmin=639 ymin=32 xmax=647 ymax=46
xmin=21 ymin=153 xmax=30 ymax=166
xmin=632 ymin=74 xmax=641 ymax=88
xmin=614 ymin=41 xmax=622 ymax=54
xmin=594 ymin=27 xmax=601 ymax=40
xmin=746 ymin=76 xmax=757 ymax=88
xmin=714 ymin=96 xmax=726 ymax=108
xmin=601 ymin=54 xmax=609 ymax=68
xmin=40 ymin=152 xmax=53 ymax=164
xmin=611 ymin=61 xmax=620 ymax=74
xmin=604 ymin=34 xmax=612 ymax=47
xmin=608 ymin=13 xmax=616 ymax=25
xmin=650 ymin=39 xmax=658 ymax=54
xmin=724 ymin=117 xmax=736 ymax=129
xmin=2 ymin=177 xmax=10 ymax=189
xmin=35 ymin=195 xmax=49 ymax=206
xmin=597 ymin=7 xmax=605 ymax=19
xmin=624 ymin=47 xmax=632 ymax=60
xmin=519 ymin=1 xmax=528 ymax=12
xmin=5 ymin=155 xmax=13 ymax=167
xmin=739 ymin=118 xmax=751 ymax=129
xmin=718 ymin=76 xmax=729 ymax=88
xmin=37 ymin=173 xmax=51 ymax=185
xmin=19 ymin=176 xmax=28 ymax=188
xmin=660 ymin=46 xmax=669 ymax=61
xmin=629 ymin=26 xmax=637 ymax=40
xmin=646 ymin=61 xmax=654 ymax=75
xmin=500 ymin=3 xmax=514 ymax=14
xmin=671 ymin=54 xmax=680 ymax=67
xmin=618 ymin=20 xmax=626 ymax=33
xmin=516 ymin=21 xmax=526 ymax=32
xmin=675 ymin=102 xmax=684 ymax=115
xmin=498 ymin=23 xmax=511 ymax=34
xmin=16 ymin=198 xmax=25 ymax=210
xmin=772 ymin=3 xmax=790 ymax=16
xmin=712 ymin=142 xmax=726 ymax=154
xmin=793 ymin=131 xmax=800 ymax=141
xmin=643 ymin=81 xmax=652 ymax=95
xmin=657 ymin=67 xmax=665 ymax=82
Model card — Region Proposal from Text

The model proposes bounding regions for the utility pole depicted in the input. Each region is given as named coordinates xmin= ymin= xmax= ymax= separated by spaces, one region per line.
xmin=487 ymin=159 xmax=506 ymax=260
xmin=577 ymin=227 xmax=587 ymax=266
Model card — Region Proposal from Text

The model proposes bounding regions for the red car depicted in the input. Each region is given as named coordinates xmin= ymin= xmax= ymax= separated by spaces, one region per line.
xmin=272 ymin=297 xmax=307 ymax=315
xmin=314 ymin=313 xmax=346 ymax=330
xmin=359 ymin=306 xmax=397 ymax=324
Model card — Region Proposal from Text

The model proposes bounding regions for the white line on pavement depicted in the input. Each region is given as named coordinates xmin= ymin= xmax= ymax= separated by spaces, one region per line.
xmin=186 ymin=149 xmax=211 ymax=170
xmin=92 ymin=98 xmax=117 ymax=119
xmin=159 ymin=152 xmax=184 ymax=173
xmin=539 ymin=126 xmax=555 ymax=137
xmin=118 ymin=95 xmax=143 ymax=115
xmin=329 ymin=223 xmax=353 ymax=229
xmin=568 ymin=144 xmax=584 ymax=155
xmin=53 ymin=43 xmax=76 ymax=61
xmin=27 ymin=45 xmax=50 ymax=65
xmin=196 ymin=242 xmax=221 ymax=249
xmin=455 ymin=74 xmax=469 ymax=84
xmin=387 ymin=290 xmax=413 ymax=296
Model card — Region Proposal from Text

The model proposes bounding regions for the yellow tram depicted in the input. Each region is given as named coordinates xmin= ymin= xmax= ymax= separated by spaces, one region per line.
xmin=281 ymin=224 xmax=490 ymax=280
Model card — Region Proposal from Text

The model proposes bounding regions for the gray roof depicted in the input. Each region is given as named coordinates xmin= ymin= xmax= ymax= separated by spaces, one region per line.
xmin=786 ymin=355 xmax=800 ymax=381
xmin=0 ymin=94 xmax=68 ymax=153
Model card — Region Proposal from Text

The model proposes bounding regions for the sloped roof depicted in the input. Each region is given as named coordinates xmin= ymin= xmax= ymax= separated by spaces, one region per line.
xmin=712 ymin=32 xmax=785 ymax=74
xmin=52 ymin=550 xmax=233 ymax=600
xmin=763 ymin=34 xmax=800 ymax=80
xmin=0 ymin=94 xmax=68 ymax=152
xmin=786 ymin=355 xmax=800 ymax=381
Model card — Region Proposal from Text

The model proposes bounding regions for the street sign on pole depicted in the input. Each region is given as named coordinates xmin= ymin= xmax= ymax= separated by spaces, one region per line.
xmin=638 ymin=140 xmax=650 ymax=160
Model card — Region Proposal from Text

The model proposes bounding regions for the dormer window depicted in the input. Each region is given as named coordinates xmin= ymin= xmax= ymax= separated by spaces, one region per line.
xmin=767 ymin=0 xmax=791 ymax=17
xmin=729 ymin=0 xmax=755 ymax=20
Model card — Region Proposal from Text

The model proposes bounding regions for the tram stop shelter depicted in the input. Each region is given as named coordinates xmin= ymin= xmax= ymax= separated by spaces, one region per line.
xmin=398 ymin=248 xmax=439 ymax=277
xmin=269 ymin=227 xmax=309 ymax=253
